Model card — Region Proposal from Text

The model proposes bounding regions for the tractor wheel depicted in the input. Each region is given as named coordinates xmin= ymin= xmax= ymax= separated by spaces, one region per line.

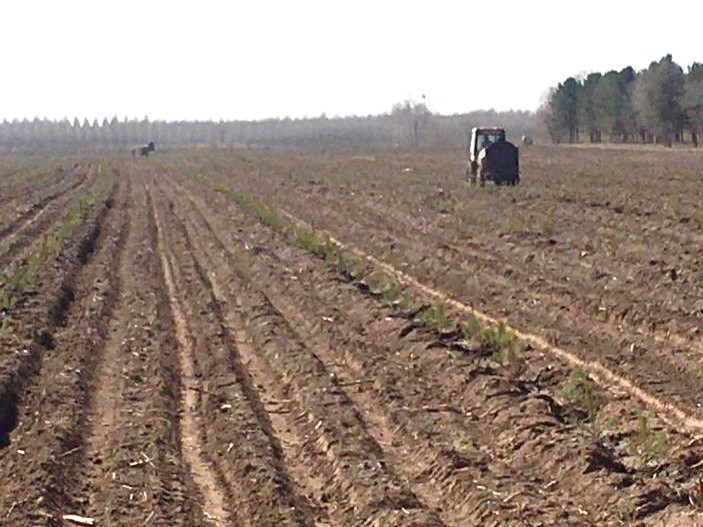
xmin=466 ymin=162 xmax=480 ymax=186
xmin=478 ymin=161 xmax=488 ymax=187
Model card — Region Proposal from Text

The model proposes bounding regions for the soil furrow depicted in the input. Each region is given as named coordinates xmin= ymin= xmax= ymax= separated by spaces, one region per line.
xmin=169 ymin=175 xmax=700 ymax=526
xmin=278 ymin=206 xmax=703 ymax=432
xmin=54 ymin=173 xmax=208 ymax=526
xmin=148 ymin=174 xmax=316 ymax=527
xmin=236 ymin=182 xmax=703 ymax=424
xmin=0 ymin=164 xmax=96 ymax=268
xmin=2 ymin=148 xmax=702 ymax=527
xmin=156 ymin=175 xmax=446 ymax=527
xmin=0 ymin=162 xmax=77 ymax=208
xmin=0 ymin=170 xmax=124 ymax=525
xmin=336 ymin=193 xmax=703 ymax=357
xmin=0 ymin=174 xmax=117 ymax=453
xmin=0 ymin=164 xmax=87 ymax=240
xmin=149 ymin=185 xmax=230 ymax=527
xmin=168 ymin=181 xmax=551 ymax=525
xmin=313 ymin=194 xmax=701 ymax=343
xmin=169 ymin=167 xmax=703 ymax=435
xmin=150 ymin=179 xmax=328 ymax=526
xmin=200 ymin=148 xmax=701 ymax=355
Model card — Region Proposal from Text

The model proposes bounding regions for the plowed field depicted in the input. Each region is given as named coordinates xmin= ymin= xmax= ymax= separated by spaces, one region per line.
xmin=1 ymin=146 xmax=702 ymax=526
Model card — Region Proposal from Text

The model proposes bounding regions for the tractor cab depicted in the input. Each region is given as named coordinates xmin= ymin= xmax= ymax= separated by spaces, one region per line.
xmin=466 ymin=127 xmax=519 ymax=186
xmin=468 ymin=127 xmax=506 ymax=164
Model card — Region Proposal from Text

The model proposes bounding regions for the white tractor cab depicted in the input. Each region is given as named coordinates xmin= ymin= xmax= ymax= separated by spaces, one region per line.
xmin=466 ymin=127 xmax=520 ymax=186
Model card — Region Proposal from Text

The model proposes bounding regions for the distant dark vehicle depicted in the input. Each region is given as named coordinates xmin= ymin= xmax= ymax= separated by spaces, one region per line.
xmin=466 ymin=127 xmax=519 ymax=186
xmin=132 ymin=141 xmax=156 ymax=158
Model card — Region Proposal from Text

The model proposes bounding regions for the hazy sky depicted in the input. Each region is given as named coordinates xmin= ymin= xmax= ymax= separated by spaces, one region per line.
xmin=2 ymin=1 xmax=701 ymax=122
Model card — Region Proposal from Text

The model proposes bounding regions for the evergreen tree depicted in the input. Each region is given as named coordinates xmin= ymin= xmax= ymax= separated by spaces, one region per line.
xmin=683 ymin=63 xmax=703 ymax=146
xmin=577 ymin=73 xmax=602 ymax=142
xmin=554 ymin=78 xmax=581 ymax=142
xmin=632 ymin=54 xmax=685 ymax=146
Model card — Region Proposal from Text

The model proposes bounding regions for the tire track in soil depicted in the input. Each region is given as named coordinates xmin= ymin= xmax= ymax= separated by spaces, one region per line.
xmin=223 ymin=328 xmax=336 ymax=527
xmin=156 ymin=177 xmax=449 ymax=527
xmin=148 ymin=183 xmax=230 ymax=527
xmin=76 ymin=173 xmax=133 ymax=473
xmin=65 ymin=174 xmax=207 ymax=527
xmin=165 ymin=224 xmax=340 ymax=527
xmin=148 ymin=174 xmax=318 ymax=527
xmin=174 ymin=192 xmax=513 ymax=526
xmin=71 ymin=180 xmax=134 ymax=522
xmin=168 ymin=250 xmax=338 ymax=527
xmin=165 ymin=179 xmax=608 ymax=526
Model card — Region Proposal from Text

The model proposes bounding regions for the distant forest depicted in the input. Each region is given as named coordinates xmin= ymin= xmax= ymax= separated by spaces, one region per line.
xmin=2 ymin=54 xmax=700 ymax=151
xmin=0 ymin=106 xmax=537 ymax=151
xmin=541 ymin=55 xmax=703 ymax=146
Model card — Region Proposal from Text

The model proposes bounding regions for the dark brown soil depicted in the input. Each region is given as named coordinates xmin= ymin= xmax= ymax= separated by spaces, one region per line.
xmin=1 ymin=148 xmax=702 ymax=526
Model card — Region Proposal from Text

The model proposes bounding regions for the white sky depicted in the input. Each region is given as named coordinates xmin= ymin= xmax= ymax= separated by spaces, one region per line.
xmin=1 ymin=0 xmax=701 ymax=122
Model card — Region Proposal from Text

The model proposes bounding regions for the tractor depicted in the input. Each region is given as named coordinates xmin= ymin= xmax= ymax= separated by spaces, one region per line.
xmin=466 ymin=127 xmax=520 ymax=186
xmin=132 ymin=141 xmax=156 ymax=158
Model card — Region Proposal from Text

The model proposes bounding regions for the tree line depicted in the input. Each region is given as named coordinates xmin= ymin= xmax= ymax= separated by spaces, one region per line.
xmin=3 ymin=56 xmax=702 ymax=151
xmin=0 ymin=104 xmax=539 ymax=152
xmin=541 ymin=55 xmax=703 ymax=146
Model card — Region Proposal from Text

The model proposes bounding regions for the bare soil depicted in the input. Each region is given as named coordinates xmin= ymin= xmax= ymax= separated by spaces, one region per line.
xmin=1 ymin=147 xmax=702 ymax=526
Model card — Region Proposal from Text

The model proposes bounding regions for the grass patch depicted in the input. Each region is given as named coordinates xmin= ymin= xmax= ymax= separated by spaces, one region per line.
xmin=418 ymin=303 xmax=451 ymax=330
xmin=633 ymin=411 xmax=668 ymax=463
xmin=480 ymin=320 xmax=518 ymax=352
xmin=459 ymin=313 xmax=482 ymax=340
xmin=293 ymin=228 xmax=337 ymax=259
xmin=213 ymin=183 xmax=289 ymax=232
xmin=502 ymin=216 xmax=526 ymax=234
xmin=254 ymin=202 xmax=288 ymax=232
xmin=366 ymin=271 xmax=399 ymax=300
xmin=472 ymin=320 xmax=526 ymax=379
xmin=462 ymin=316 xmax=525 ymax=355
xmin=335 ymin=252 xmax=364 ymax=280
xmin=537 ymin=218 xmax=555 ymax=235
xmin=395 ymin=294 xmax=418 ymax=315
xmin=556 ymin=369 xmax=602 ymax=424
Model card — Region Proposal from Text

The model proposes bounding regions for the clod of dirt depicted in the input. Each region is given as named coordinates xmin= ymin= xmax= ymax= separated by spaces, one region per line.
xmin=32 ymin=329 xmax=54 ymax=349
xmin=584 ymin=441 xmax=631 ymax=474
